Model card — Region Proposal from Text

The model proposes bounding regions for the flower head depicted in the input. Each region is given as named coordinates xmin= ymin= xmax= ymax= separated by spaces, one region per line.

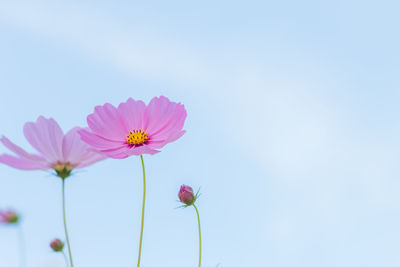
xmin=79 ymin=96 xmax=187 ymax=158
xmin=178 ymin=185 xmax=198 ymax=206
xmin=0 ymin=210 xmax=19 ymax=224
xmin=50 ymin=239 xmax=64 ymax=252
xmin=0 ymin=117 xmax=106 ymax=178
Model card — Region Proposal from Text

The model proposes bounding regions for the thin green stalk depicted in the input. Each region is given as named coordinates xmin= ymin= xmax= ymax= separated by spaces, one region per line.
xmin=62 ymin=251 xmax=70 ymax=267
xmin=17 ymin=225 xmax=26 ymax=267
xmin=137 ymin=155 xmax=146 ymax=267
xmin=193 ymin=204 xmax=202 ymax=267
xmin=62 ymin=179 xmax=74 ymax=267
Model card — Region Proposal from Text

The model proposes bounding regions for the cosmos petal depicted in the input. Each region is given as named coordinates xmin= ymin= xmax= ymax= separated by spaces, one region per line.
xmin=0 ymin=154 xmax=50 ymax=170
xmin=117 ymin=98 xmax=146 ymax=131
xmin=76 ymin=151 xmax=107 ymax=168
xmin=125 ymin=145 xmax=160 ymax=156
xmin=78 ymin=129 xmax=125 ymax=150
xmin=63 ymin=127 xmax=107 ymax=165
xmin=87 ymin=103 xmax=126 ymax=141
xmin=99 ymin=145 xmax=132 ymax=159
xmin=23 ymin=117 xmax=64 ymax=162
xmin=143 ymin=96 xmax=187 ymax=145
xmin=0 ymin=136 xmax=47 ymax=162
xmin=148 ymin=130 xmax=186 ymax=149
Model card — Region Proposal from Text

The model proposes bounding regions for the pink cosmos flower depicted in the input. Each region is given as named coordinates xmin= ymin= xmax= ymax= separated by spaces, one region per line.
xmin=78 ymin=96 xmax=187 ymax=158
xmin=0 ymin=116 xmax=106 ymax=178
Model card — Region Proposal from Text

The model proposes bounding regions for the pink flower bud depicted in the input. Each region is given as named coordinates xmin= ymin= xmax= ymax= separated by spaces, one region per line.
xmin=50 ymin=239 xmax=64 ymax=252
xmin=0 ymin=210 xmax=19 ymax=224
xmin=178 ymin=185 xmax=195 ymax=205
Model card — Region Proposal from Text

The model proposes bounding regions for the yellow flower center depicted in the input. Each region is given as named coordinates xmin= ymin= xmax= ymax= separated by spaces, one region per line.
xmin=126 ymin=129 xmax=149 ymax=146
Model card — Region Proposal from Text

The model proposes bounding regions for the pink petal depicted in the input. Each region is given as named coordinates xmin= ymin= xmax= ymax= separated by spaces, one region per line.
xmin=78 ymin=129 xmax=125 ymax=150
xmin=100 ymin=146 xmax=131 ymax=159
xmin=63 ymin=127 xmax=107 ymax=165
xmin=148 ymin=130 xmax=186 ymax=149
xmin=143 ymin=96 xmax=187 ymax=144
xmin=149 ymin=105 xmax=186 ymax=140
xmin=0 ymin=136 xmax=47 ymax=162
xmin=125 ymin=145 xmax=160 ymax=156
xmin=0 ymin=154 xmax=50 ymax=170
xmin=87 ymin=103 xmax=127 ymax=141
xmin=117 ymin=98 xmax=146 ymax=131
xmin=143 ymin=96 xmax=177 ymax=133
xmin=78 ymin=129 xmax=130 ymax=159
xmin=75 ymin=152 xmax=107 ymax=168
xmin=23 ymin=117 xmax=64 ymax=162
xmin=99 ymin=144 xmax=159 ymax=158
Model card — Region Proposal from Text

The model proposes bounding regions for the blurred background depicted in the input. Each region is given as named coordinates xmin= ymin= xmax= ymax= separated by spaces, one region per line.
xmin=0 ymin=1 xmax=399 ymax=266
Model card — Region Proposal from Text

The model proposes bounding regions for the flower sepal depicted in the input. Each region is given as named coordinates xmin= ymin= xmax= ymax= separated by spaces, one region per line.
xmin=54 ymin=163 xmax=73 ymax=179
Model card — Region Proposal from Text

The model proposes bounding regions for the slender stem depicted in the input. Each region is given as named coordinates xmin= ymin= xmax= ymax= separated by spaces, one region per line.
xmin=17 ymin=225 xmax=26 ymax=267
xmin=137 ymin=155 xmax=146 ymax=267
xmin=62 ymin=179 xmax=74 ymax=267
xmin=193 ymin=204 xmax=202 ymax=267
xmin=62 ymin=251 xmax=70 ymax=267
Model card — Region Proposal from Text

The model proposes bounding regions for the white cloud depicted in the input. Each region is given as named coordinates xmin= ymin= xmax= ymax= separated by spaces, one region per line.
xmin=1 ymin=3 xmax=400 ymax=266
xmin=0 ymin=1 xmax=213 ymax=86
xmin=0 ymin=0 xmax=398 ymax=187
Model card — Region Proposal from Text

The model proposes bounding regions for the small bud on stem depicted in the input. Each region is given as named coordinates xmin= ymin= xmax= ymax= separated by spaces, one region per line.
xmin=178 ymin=185 xmax=196 ymax=206
xmin=50 ymin=239 xmax=64 ymax=252
xmin=0 ymin=210 xmax=19 ymax=224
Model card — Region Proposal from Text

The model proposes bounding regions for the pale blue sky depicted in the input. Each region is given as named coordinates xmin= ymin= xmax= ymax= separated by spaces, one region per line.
xmin=0 ymin=1 xmax=399 ymax=266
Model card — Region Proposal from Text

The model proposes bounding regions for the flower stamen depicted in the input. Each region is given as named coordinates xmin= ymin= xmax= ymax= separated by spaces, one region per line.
xmin=126 ymin=129 xmax=149 ymax=146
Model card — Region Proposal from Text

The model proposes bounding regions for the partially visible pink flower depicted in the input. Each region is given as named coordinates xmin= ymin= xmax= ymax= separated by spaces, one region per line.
xmin=78 ymin=96 xmax=187 ymax=158
xmin=0 ymin=210 xmax=19 ymax=224
xmin=179 ymin=185 xmax=195 ymax=206
xmin=0 ymin=117 xmax=106 ymax=178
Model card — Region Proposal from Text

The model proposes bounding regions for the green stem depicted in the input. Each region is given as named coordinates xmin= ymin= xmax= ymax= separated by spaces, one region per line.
xmin=62 ymin=179 xmax=74 ymax=267
xmin=137 ymin=155 xmax=146 ymax=267
xmin=17 ymin=225 xmax=26 ymax=267
xmin=62 ymin=251 xmax=70 ymax=267
xmin=193 ymin=204 xmax=202 ymax=267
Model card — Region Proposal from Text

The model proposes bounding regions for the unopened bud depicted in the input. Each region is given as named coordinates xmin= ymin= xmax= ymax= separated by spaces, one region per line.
xmin=0 ymin=210 xmax=19 ymax=224
xmin=50 ymin=239 xmax=64 ymax=252
xmin=178 ymin=185 xmax=196 ymax=206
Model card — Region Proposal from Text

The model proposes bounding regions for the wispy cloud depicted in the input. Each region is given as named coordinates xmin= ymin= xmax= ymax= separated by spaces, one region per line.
xmin=0 ymin=0 xmax=398 ymax=188
xmin=0 ymin=1 xmax=213 ymax=86
xmin=1 ymin=2 xmax=399 ymax=266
